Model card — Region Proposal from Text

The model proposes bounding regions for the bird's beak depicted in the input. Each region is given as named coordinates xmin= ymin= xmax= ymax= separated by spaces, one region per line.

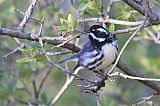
xmin=84 ymin=29 xmax=90 ymax=33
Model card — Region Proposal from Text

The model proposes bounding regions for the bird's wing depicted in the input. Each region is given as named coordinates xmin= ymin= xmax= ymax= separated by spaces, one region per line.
xmin=77 ymin=42 xmax=94 ymax=57
xmin=58 ymin=54 xmax=78 ymax=64
xmin=58 ymin=42 xmax=94 ymax=64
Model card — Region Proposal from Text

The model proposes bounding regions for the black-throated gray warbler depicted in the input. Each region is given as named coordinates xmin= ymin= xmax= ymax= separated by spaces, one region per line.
xmin=59 ymin=25 xmax=118 ymax=72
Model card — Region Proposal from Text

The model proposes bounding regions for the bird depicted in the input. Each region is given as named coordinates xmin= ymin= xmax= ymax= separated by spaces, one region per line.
xmin=59 ymin=25 xmax=118 ymax=74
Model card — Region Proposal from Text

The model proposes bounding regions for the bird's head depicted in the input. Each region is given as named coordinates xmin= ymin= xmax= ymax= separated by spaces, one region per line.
xmin=85 ymin=25 xmax=113 ymax=48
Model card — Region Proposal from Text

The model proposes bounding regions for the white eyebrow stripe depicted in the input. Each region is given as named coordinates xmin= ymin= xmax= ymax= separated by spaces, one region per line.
xmin=89 ymin=33 xmax=105 ymax=42
xmin=97 ymin=28 xmax=108 ymax=34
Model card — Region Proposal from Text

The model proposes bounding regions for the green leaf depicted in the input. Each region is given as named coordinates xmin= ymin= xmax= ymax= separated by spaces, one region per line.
xmin=109 ymin=23 xmax=115 ymax=33
xmin=22 ymin=48 xmax=35 ymax=54
xmin=41 ymin=92 xmax=48 ymax=105
xmin=30 ymin=59 xmax=37 ymax=71
xmin=88 ymin=0 xmax=98 ymax=10
xmin=133 ymin=36 xmax=143 ymax=41
xmin=74 ymin=19 xmax=80 ymax=29
xmin=39 ymin=38 xmax=43 ymax=47
xmin=16 ymin=57 xmax=34 ymax=63
xmin=56 ymin=26 xmax=67 ymax=31
xmin=78 ymin=3 xmax=88 ymax=11
xmin=67 ymin=13 xmax=76 ymax=31
xmin=60 ymin=18 xmax=67 ymax=26
xmin=35 ymin=54 xmax=46 ymax=61
xmin=67 ymin=13 xmax=74 ymax=23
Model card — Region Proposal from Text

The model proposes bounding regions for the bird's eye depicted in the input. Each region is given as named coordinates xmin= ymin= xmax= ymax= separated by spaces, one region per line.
xmin=92 ymin=29 xmax=96 ymax=32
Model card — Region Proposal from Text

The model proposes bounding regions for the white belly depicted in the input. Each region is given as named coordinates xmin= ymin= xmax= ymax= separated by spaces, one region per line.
xmin=97 ymin=43 xmax=118 ymax=70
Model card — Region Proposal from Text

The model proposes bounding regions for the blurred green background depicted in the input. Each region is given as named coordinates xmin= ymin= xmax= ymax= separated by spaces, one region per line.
xmin=0 ymin=0 xmax=160 ymax=106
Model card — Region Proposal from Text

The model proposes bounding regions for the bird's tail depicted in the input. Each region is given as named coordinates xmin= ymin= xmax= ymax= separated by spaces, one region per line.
xmin=58 ymin=55 xmax=78 ymax=64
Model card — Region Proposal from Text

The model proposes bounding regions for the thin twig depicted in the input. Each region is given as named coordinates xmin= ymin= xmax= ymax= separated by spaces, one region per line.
xmin=32 ymin=71 xmax=38 ymax=99
xmin=117 ymin=60 xmax=160 ymax=93
xmin=107 ymin=19 xmax=147 ymax=76
xmin=13 ymin=0 xmax=38 ymax=52
xmin=37 ymin=68 xmax=52 ymax=98
xmin=81 ymin=18 xmax=143 ymax=26
xmin=15 ymin=0 xmax=37 ymax=46
xmin=17 ymin=0 xmax=37 ymax=31
xmin=65 ymin=61 xmax=70 ymax=80
xmin=53 ymin=34 xmax=81 ymax=48
xmin=112 ymin=25 xmax=140 ymax=35
xmin=145 ymin=28 xmax=160 ymax=44
xmin=38 ymin=16 xmax=46 ymax=36
xmin=50 ymin=66 xmax=84 ymax=106
xmin=3 ymin=44 xmax=24 ymax=59
xmin=132 ymin=93 xmax=158 ymax=106
xmin=44 ymin=53 xmax=94 ymax=84
xmin=106 ymin=0 xmax=113 ymax=18
xmin=122 ymin=0 xmax=160 ymax=24
xmin=109 ymin=72 xmax=160 ymax=82
xmin=45 ymin=51 xmax=72 ymax=56
xmin=15 ymin=9 xmax=41 ymax=22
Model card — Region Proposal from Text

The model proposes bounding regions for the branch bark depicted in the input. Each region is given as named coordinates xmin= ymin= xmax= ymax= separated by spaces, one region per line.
xmin=122 ymin=0 xmax=160 ymax=24
xmin=50 ymin=66 xmax=83 ymax=106
xmin=117 ymin=60 xmax=160 ymax=93
xmin=80 ymin=18 xmax=143 ymax=26
xmin=0 ymin=27 xmax=81 ymax=53
xmin=17 ymin=0 xmax=37 ymax=31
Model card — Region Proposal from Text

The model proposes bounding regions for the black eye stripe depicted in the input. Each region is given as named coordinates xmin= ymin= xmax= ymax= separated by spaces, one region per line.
xmin=94 ymin=31 xmax=109 ymax=38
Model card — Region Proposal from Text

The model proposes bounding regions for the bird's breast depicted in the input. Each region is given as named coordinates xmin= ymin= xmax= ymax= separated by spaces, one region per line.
xmin=98 ymin=43 xmax=118 ymax=70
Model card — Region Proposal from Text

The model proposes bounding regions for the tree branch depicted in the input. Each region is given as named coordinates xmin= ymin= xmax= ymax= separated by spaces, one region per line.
xmin=50 ymin=66 xmax=83 ymax=106
xmin=80 ymin=18 xmax=143 ymax=26
xmin=0 ymin=27 xmax=81 ymax=52
xmin=117 ymin=60 xmax=160 ymax=93
xmin=17 ymin=0 xmax=37 ymax=31
xmin=122 ymin=0 xmax=160 ymax=24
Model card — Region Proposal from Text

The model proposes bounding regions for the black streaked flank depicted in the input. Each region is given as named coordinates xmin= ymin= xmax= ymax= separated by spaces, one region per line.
xmin=86 ymin=53 xmax=104 ymax=68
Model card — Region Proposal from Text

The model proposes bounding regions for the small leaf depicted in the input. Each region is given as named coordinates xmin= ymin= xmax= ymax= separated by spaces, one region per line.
xmin=16 ymin=57 xmax=34 ymax=63
xmin=133 ymin=36 xmax=143 ymax=41
xmin=88 ymin=0 xmax=97 ymax=10
xmin=67 ymin=13 xmax=74 ymax=23
xmin=60 ymin=18 xmax=67 ymax=26
xmin=22 ymin=48 xmax=35 ymax=54
xmin=39 ymin=38 xmax=43 ymax=47
xmin=30 ymin=59 xmax=37 ymax=71
xmin=78 ymin=3 xmax=88 ymax=11
xmin=74 ymin=19 xmax=80 ymax=29
xmin=56 ymin=26 xmax=67 ymax=31
xmin=35 ymin=54 xmax=45 ymax=61
xmin=41 ymin=92 xmax=48 ymax=105
xmin=67 ymin=13 xmax=76 ymax=31
xmin=109 ymin=23 xmax=115 ymax=33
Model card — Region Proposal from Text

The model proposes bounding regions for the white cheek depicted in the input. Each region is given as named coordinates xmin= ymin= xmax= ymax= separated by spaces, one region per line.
xmin=89 ymin=33 xmax=105 ymax=42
